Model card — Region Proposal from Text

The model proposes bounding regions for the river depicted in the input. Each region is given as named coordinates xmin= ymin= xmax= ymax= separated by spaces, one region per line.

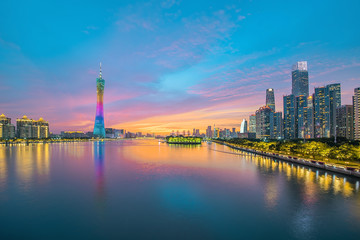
xmin=0 ymin=140 xmax=359 ymax=239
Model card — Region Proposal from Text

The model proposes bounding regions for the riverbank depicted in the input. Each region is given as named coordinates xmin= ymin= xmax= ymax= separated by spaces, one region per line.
xmin=214 ymin=140 xmax=360 ymax=178
xmin=0 ymin=138 xmax=154 ymax=145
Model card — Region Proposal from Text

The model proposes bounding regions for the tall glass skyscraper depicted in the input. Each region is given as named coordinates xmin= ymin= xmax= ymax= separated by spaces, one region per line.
xmin=93 ymin=63 xmax=106 ymax=138
xmin=292 ymin=61 xmax=309 ymax=97
xmin=296 ymin=95 xmax=307 ymax=139
xmin=240 ymin=119 xmax=248 ymax=133
xmin=255 ymin=106 xmax=272 ymax=139
xmin=314 ymin=87 xmax=327 ymax=138
xmin=283 ymin=95 xmax=296 ymax=139
xmin=325 ymin=83 xmax=341 ymax=137
xmin=266 ymin=88 xmax=275 ymax=111
xmin=270 ymin=111 xmax=283 ymax=139
xmin=314 ymin=84 xmax=341 ymax=138
xmin=354 ymin=87 xmax=360 ymax=140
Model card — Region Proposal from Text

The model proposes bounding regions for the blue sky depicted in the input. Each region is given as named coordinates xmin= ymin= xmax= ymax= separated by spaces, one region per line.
xmin=1 ymin=0 xmax=360 ymax=133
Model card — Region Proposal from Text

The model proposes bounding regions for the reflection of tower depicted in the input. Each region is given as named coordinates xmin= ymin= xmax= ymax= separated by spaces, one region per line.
xmin=94 ymin=141 xmax=105 ymax=203
xmin=93 ymin=63 xmax=106 ymax=138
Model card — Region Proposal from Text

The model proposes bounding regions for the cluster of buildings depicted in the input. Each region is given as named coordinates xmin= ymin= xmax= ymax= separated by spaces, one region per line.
xmin=247 ymin=61 xmax=360 ymax=140
xmin=0 ymin=114 xmax=50 ymax=140
xmin=58 ymin=128 xmax=156 ymax=139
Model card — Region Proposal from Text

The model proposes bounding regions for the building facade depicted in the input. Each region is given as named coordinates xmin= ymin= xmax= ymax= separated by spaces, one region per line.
xmin=283 ymin=95 xmax=296 ymax=139
xmin=354 ymin=87 xmax=360 ymax=140
xmin=266 ymin=88 xmax=275 ymax=111
xmin=206 ymin=126 xmax=213 ymax=138
xmin=292 ymin=61 xmax=309 ymax=97
xmin=240 ymin=119 xmax=248 ymax=133
xmin=314 ymin=84 xmax=341 ymax=138
xmin=16 ymin=116 xmax=49 ymax=139
xmin=325 ymin=83 xmax=341 ymax=137
xmin=296 ymin=95 xmax=307 ymax=139
xmin=314 ymin=87 xmax=327 ymax=138
xmin=255 ymin=106 xmax=272 ymax=139
xmin=336 ymin=105 xmax=354 ymax=140
xmin=0 ymin=114 xmax=15 ymax=139
xmin=249 ymin=114 xmax=256 ymax=134
xmin=270 ymin=111 xmax=283 ymax=139
xmin=305 ymin=96 xmax=315 ymax=138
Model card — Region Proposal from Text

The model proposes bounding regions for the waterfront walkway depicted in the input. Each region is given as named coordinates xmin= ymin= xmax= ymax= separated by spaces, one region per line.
xmin=214 ymin=141 xmax=360 ymax=179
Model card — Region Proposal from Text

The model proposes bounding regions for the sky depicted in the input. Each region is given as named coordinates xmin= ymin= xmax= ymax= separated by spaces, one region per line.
xmin=1 ymin=0 xmax=360 ymax=134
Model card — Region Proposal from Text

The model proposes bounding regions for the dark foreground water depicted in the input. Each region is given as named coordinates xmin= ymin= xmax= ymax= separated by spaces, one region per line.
xmin=0 ymin=140 xmax=360 ymax=239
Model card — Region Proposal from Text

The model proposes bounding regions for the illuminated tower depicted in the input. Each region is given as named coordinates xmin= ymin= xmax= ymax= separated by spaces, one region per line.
xmin=93 ymin=63 xmax=106 ymax=138
xmin=266 ymin=88 xmax=275 ymax=111
xmin=292 ymin=61 xmax=309 ymax=97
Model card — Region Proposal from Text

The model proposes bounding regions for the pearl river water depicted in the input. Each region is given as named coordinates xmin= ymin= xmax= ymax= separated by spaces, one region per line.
xmin=0 ymin=140 xmax=360 ymax=240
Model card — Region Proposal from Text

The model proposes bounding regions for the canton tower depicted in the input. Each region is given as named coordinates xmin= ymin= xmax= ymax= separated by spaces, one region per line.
xmin=93 ymin=63 xmax=106 ymax=138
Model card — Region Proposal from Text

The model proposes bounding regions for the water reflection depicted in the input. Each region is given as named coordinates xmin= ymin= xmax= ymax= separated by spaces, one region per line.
xmin=93 ymin=141 xmax=106 ymax=205
xmin=228 ymin=148 xmax=360 ymax=199
xmin=0 ymin=144 xmax=50 ymax=192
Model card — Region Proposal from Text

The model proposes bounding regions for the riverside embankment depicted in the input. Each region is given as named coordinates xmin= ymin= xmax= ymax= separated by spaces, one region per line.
xmin=214 ymin=140 xmax=360 ymax=178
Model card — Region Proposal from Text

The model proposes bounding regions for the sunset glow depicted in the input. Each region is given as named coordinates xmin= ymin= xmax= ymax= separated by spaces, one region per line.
xmin=1 ymin=0 xmax=359 ymax=134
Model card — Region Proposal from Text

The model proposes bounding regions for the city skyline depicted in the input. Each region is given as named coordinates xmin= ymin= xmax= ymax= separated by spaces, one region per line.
xmin=1 ymin=0 xmax=360 ymax=134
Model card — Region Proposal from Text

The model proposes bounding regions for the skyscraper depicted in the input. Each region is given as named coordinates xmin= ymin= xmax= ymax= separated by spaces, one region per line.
xmin=270 ymin=111 xmax=283 ymax=139
xmin=249 ymin=114 xmax=256 ymax=134
xmin=305 ymin=95 xmax=315 ymax=138
xmin=240 ymin=119 xmax=248 ymax=133
xmin=325 ymin=83 xmax=341 ymax=137
xmin=93 ymin=63 xmax=106 ymax=138
xmin=314 ymin=87 xmax=327 ymax=138
xmin=206 ymin=126 xmax=213 ymax=138
xmin=314 ymin=84 xmax=341 ymax=138
xmin=283 ymin=95 xmax=296 ymax=139
xmin=266 ymin=88 xmax=275 ymax=111
xmin=354 ymin=87 xmax=360 ymax=140
xmin=336 ymin=105 xmax=354 ymax=140
xmin=292 ymin=61 xmax=309 ymax=97
xmin=296 ymin=95 xmax=307 ymax=139
xmin=255 ymin=106 xmax=272 ymax=139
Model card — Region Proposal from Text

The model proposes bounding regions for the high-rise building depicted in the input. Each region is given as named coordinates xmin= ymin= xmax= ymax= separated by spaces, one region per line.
xmin=314 ymin=84 xmax=341 ymax=138
xmin=16 ymin=116 xmax=49 ymax=139
xmin=16 ymin=115 xmax=33 ymax=139
xmin=296 ymin=95 xmax=307 ymax=139
xmin=283 ymin=95 xmax=296 ymax=139
xmin=249 ymin=114 xmax=256 ymax=134
xmin=266 ymin=88 xmax=275 ymax=111
xmin=231 ymin=128 xmax=237 ymax=138
xmin=305 ymin=95 xmax=315 ymax=138
xmin=314 ymin=87 xmax=327 ymax=138
xmin=0 ymin=114 xmax=15 ymax=139
xmin=292 ymin=61 xmax=309 ymax=97
xmin=270 ymin=111 xmax=283 ymax=139
xmin=206 ymin=126 xmax=213 ymax=138
xmin=214 ymin=127 xmax=220 ymax=138
xmin=0 ymin=114 xmax=11 ymax=125
xmin=33 ymin=118 xmax=50 ymax=139
xmin=325 ymin=83 xmax=341 ymax=137
xmin=93 ymin=63 xmax=106 ymax=138
xmin=195 ymin=129 xmax=200 ymax=137
xmin=255 ymin=106 xmax=272 ymax=139
xmin=240 ymin=119 xmax=248 ymax=133
xmin=336 ymin=105 xmax=354 ymax=140
xmin=354 ymin=87 xmax=360 ymax=140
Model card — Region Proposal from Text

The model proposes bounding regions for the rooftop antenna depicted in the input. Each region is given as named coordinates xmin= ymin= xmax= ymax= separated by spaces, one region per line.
xmin=99 ymin=62 xmax=102 ymax=78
